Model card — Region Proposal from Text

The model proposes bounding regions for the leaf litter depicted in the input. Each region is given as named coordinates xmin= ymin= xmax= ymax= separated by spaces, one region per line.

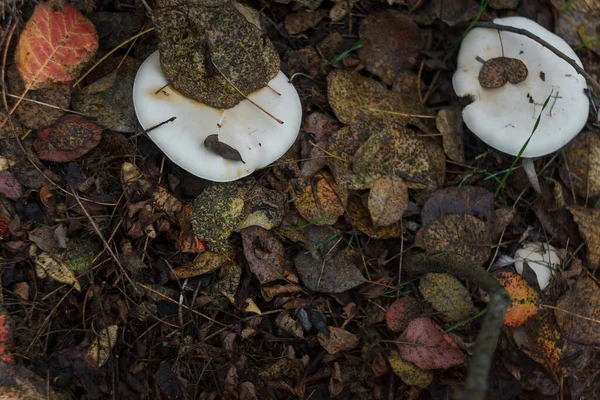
xmin=1 ymin=0 xmax=600 ymax=399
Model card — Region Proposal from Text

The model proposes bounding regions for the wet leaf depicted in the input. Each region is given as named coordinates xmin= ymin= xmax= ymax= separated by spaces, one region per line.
xmin=7 ymin=66 xmax=70 ymax=130
xmin=191 ymin=183 xmax=246 ymax=253
xmin=555 ymin=277 xmax=600 ymax=345
xmin=357 ymin=11 xmax=421 ymax=85
xmin=347 ymin=196 xmax=402 ymax=239
xmin=421 ymin=186 xmax=495 ymax=228
xmin=86 ymin=325 xmax=118 ymax=368
xmin=35 ymin=252 xmax=81 ymax=291
xmin=154 ymin=0 xmax=279 ymax=109
xmin=317 ymin=326 xmax=359 ymax=354
xmin=559 ymin=131 xmax=600 ymax=198
xmin=418 ymin=214 xmax=490 ymax=265
xmin=388 ymin=349 xmax=432 ymax=388
xmin=495 ymin=272 xmax=540 ymax=327
xmin=398 ymin=317 xmax=464 ymax=369
xmin=204 ymin=134 xmax=245 ymax=163
xmin=567 ymin=205 xmax=600 ymax=268
xmin=241 ymin=226 xmax=285 ymax=284
xmin=479 ymin=57 xmax=528 ymax=89
xmin=385 ymin=296 xmax=421 ymax=333
xmin=436 ymin=108 xmax=464 ymax=163
xmin=368 ymin=176 xmax=408 ymax=228
xmin=0 ymin=309 xmax=14 ymax=363
xmin=419 ymin=273 xmax=476 ymax=322
xmin=295 ymin=251 xmax=365 ymax=293
xmin=16 ymin=3 xmax=98 ymax=90
xmin=294 ymin=170 xmax=347 ymax=225
xmin=170 ymin=251 xmax=228 ymax=279
xmin=512 ymin=310 xmax=566 ymax=377
xmin=33 ymin=115 xmax=103 ymax=162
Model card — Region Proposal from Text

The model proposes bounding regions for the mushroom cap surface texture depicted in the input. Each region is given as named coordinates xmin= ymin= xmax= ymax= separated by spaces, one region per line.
xmin=514 ymin=242 xmax=561 ymax=291
xmin=453 ymin=16 xmax=589 ymax=158
xmin=133 ymin=50 xmax=302 ymax=182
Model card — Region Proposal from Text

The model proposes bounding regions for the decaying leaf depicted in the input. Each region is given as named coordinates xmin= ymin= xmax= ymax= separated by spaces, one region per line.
xmin=417 ymin=214 xmax=490 ymax=265
xmin=479 ymin=57 xmax=528 ymax=89
xmin=153 ymin=0 xmax=279 ymax=109
xmin=170 ymin=251 xmax=228 ymax=279
xmin=275 ymin=311 xmax=304 ymax=337
xmin=216 ymin=261 xmax=242 ymax=301
xmin=34 ymin=115 xmax=103 ymax=162
xmin=204 ymin=134 xmax=245 ymax=163
xmin=295 ymin=251 xmax=365 ymax=293
xmin=421 ymin=186 xmax=495 ymax=228
xmin=495 ymin=272 xmax=540 ymax=327
xmin=567 ymin=205 xmax=600 ymax=268
xmin=0 ymin=170 xmax=24 ymax=200
xmin=560 ymin=131 xmax=600 ymax=198
xmin=385 ymin=296 xmax=421 ymax=333
xmin=191 ymin=183 xmax=246 ymax=253
xmin=419 ymin=273 xmax=476 ymax=322
xmin=294 ymin=170 xmax=347 ymax=225
xmin=326 ymin=123 xmax=374 ymax=190
xmin=16 ymin=3 xmax=98 ymax=90
xmin=436 ymin=108 xmax=464 ymax=163
xmin=357 ymin=11 xmax=421 ymax=85
xmin=388 ymin=349 xmax=432 ymax=388
xmin=237 ymin=183 xmax=286 ymax=231
xmin=347 ymin=195 xmax=402 ymax=239
xmin=555 ymin=277 xmax=600 ymax=345
xmin=368 ymin=176 xmax=408 ymax=228
xmin=35 ymin=252 xmax=81 ymax=291
xmin=86 ymin=325 xmax=118 ymax=368
xmin=317 ymin=326 xmax=359 ymax=354
xmin=241 ymin=226 xmax=285 ymax=284
xmin=177 ymin=204 xmax=206 ymax=253
xmin=398 ymin=317 xmax=464 ymax=369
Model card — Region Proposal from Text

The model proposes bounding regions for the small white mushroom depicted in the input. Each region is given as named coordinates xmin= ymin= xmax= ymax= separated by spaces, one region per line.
xmin=514 ymin=242 xmax=562 ymax=290
xmin=453 ymin=16 xmax=589 ymax=158
xmin=132 ymin=50 xmax=302 ymax=182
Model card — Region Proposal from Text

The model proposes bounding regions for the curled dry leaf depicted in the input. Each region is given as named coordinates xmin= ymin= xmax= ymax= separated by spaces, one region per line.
xmin=241 ymin=226 xmax=285 ymax=284
xmin=317 ymin=326 xmax=359 ymax=354
xmin=86 ymin=325 xmax=118 ymax=369
xmin=554 ymin=277 xmax=600 ymax=345
xmin=368 ymin=176 xmax=408 ymax=228
xmin=294 ymin=170 xmax=347 ymax=225
xmin=385 ymin=296 xmax=421 ymax=333
xmin=398 ymin=317 xmax=464 ymax=369
xmin=357 ymin=11 xmax=421 ymax=85
xmin=35 ymin=252 xmax=81 ymax=291
xmin=16 ymin=3 xmax=99 ymax=90
xmin=388 ymin=349 xmax=432 ymax=388
xmin=417 ymin=214 xmax=490 ymax=265
xmin=34 ymin=115 xmax=103 ymax=162
xmin=495 ymin=272 xmax=540 ymax=327
xmin=567 ymin=205 xmax=600 ymax=268
xmin=419 ymin=273 xmax=476 ymax=322
xmin=560 ymin=131 xmax=600 ymax=198
xmin=295 ymin=251 xmax=365 ymax=294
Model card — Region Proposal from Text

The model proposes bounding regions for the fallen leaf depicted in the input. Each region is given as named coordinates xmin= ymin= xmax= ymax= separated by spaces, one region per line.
xmin=294 ymin=170 xmax=347 ymax=225
xmin=326 ymin=123 xmax=373 ymax=190
xmin=170 ymin=251 xmax=228 ymax=279
xmin=399 ymin=317 xmax=465 ymax=369
xmin=388 ymin=349 xmax=432 ymax=388
xmin=0 ymin=309 xmax=14 ymax=363
xmin=204 ymin=134 xmax=245 ymax=163
xmin=567 ymin=205 xmax=600 ymax=268
xmin=86 ymin=325 xmax=118 ymax=368
xmin=560 ymin=131 xmax=600 ymax=198
xmin=347 ymin=195 xmax=403 ymax=239
xmin=554 ymin=277 xmax=600 ymax=345
xmin=216 ymin=261 xmax=242 ymax=300
xmin=284 ymin=10 xmax=327 ymax=35
xmin=317 ymin=326 xmax=359 ymax=354
xmin=368 ymin=176 xmax=408 ymax=228
xmin=385 ymin=296 xmax=421 ymax=333
xmin=241 ymin=226 xmax=285 ymax=284
xmin=479 ymin=57 xmax=528 ymax=88
xmin=176 ymin=204 xmax=206 ymax=253
xmin=28 ymin=225 xmax=67 ymax=253
xmin=275 ymin=311 xmax=304 ymax=337
xmin=495 ymin=272 xmax=540 ymax=327
xmin=16 ymin=3 xmax=99 ymax=90
xmin=34 ymin=114 xmax=103 ymax=162
xmin=436 ymin=108 xmax=465 ymax=163
xmin=418 ymin=214 xmax=490 ymax=265
xmin=357 ymin=11 xmax=421 ymax=85
xmin=35 ymin=252 xmax=81 ymax=291
xmin=421 ymin=186 xmax=495 ymax=228
xmin=328 ymin=362 xmax=343 ymax=397
xmin=295 ymin=251 xmax=365 ymax=293
xmin=0 ymin=170 xmax=24 ymax=200
xmin=237 ymin=183 xmax=286 ymax=231
xmin=419 ymin=273 xmax=476 ymax=322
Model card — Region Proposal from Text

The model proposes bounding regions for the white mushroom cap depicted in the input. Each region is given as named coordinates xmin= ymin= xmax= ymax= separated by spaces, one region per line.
xmin=133 ymin=50 xmax=302 ymax=182
xmin=514 ymin=242 xmax=561 ymax=290
xmin=453 ymin=17 xmax=589 ymax=158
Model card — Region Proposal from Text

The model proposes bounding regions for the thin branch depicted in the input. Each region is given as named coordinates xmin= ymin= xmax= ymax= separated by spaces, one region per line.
xmin=475 ymin=21 xmax=600 ymax=95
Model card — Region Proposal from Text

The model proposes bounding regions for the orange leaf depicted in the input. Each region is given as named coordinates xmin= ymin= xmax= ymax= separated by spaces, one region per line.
xmin=496 ymin=271 xmax=540 ymax=327
xmin=16 ymin=3 xmax=98 ymax=90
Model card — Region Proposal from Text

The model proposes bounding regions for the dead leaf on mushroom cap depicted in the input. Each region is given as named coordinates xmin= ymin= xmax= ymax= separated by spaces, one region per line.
xmin=559 ymin=131 xmax=600 ymax=199
xmin=33 ymin=115 xmax=103 ymax=162
xmin=567 ymin=205 xmax=600 ymax=268
xmin=154 ymin=0 xmax=280 ymax=109
xmin=357 ymin=11 xmax=421 ymax=85
xmin=417 ymin=214 xmax=490 ymax=265
xmin=479 ymin=57 xmax=529 ymax=89
xmin=295 ymin=251 xmax=365 ymax=293
xmin=555 ymin=277 xmax=600 ymax=345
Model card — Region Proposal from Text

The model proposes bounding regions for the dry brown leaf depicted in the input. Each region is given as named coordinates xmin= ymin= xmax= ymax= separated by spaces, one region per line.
xmin=567 ymin=205 xmax=600 ymax=268
xmin=347 ymin=195 xmax=402 ymax=239
xmin=368 ymin=176 xmax=408 ymax=228
xmin=170 ymin=251 xmax=228 ymax=279
xmin=328 ymin=362 xmax=343 ymax=397
xmin=35 ymin=252 xmax=81 ymax=291
xmin=86 ymin=325 xmax=118 ymax=368
xmin=294 ymin=170 xmax=347 ymax=225
xmin=295 ymin=250 xmax=365 ymax=293
xmin=317 ymin=326 xmax=359 ymax=354
xmin=436 ymin=108 xmax=464 ymax=163
xmin=555 ymin=277 xmax=600 ymax=345
xmin=560 ymin=131 xmax=600 ymax=199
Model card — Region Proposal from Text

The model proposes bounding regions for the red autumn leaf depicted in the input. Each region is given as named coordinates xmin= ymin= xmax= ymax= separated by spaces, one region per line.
xmin=398 ymin=317 xmax=464 ymax=370
xmin=0 ymin=170 xmax=24 ymax=200
xmin=241 ymin=226 xmax=285 ymax=284
xmin=385 ymin=296 xmax=421 ymax=333
xmin=16 ymin=3 xmax=98 ymax=90
xmin=34 ymin=114 xmax=102 ymax=162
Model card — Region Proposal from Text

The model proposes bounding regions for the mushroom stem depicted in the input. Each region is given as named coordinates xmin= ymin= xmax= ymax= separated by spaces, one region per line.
xmin=522 ymin=158 xmax=541 ymax=193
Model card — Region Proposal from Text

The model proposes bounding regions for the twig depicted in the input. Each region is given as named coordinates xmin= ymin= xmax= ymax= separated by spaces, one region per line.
xmin=128 ymin=116 xmax=176 ymax=140
xmin=475 ymin=21 xmax=600 ymax=95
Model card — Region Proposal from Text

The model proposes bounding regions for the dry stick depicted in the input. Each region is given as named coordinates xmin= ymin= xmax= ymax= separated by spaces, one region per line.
xmin=475 ymin=21 xmax=600 ymax=95
xmin=128 ymin=116 xmax=177 ymax=140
